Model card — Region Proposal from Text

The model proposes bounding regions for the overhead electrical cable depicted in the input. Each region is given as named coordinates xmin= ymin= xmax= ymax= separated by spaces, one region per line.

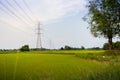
xmin=0 ymin=0 xmax=31 ymax=27
xmin=22 ymin=0 xmax=34 ymax=16
xmin=0 ymin=4 xmax=14 ymax=17
xmin=0 ymin=20 xmax=35 ymax=36
xmin=5 ymin=0 xmax=32 ymax=23
xmin=22 ymin=0 xmax=37 ymax=22
xmin=13 ymin=0 xmax=35 ymax=23
xmin=3 ymin=0 xmax=33 ymax=29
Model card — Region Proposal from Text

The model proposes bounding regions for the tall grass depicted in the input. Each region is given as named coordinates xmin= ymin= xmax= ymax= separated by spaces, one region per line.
xmin=0 ymin=50 xmax=119 ymax=80
xmin=75 ymin=50 xmax=120 ymax=62
xmin=87 ymin=64 xmax=120 ymax=80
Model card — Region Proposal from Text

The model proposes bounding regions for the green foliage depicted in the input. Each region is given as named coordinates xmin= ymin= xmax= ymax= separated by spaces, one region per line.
xmin=103 ymin=41 xmax=120 ymax=50
xmin=60 ymin=47 xmax=64 ymax=50
xmin=64 ymin=45 xmax=72 ymax=50
xmin=75 ymin=51 xmax=108 ymax=61
xmin=113 ymin=41 xmax=120 ymax=50
xmin=75 ymin=50 xmax=120 ymax=62
xmin=86 ymin=0 xmax=120 ymax=50
xmin=62 ymin=45 xmax=81 ymax=50
xmin=20 ymin=45 xmax=30 ymax=52
xmin=87 ymin=47 xmax=101 ymax=50
xmin=103 ymin=43 xmax=109 ymax=50
xmin=81 ymin=46 xmax=85 ymax=50
xmin=88 ymin=64 xmax=120 ymax=80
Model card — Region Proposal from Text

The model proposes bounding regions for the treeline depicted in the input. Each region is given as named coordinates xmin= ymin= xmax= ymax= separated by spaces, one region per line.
xmin=103 ymin=41 xmax=120 ymax=50
xmin=1 ymin=41 xmax=120 ymax=52
xmin=60 ymin=45 xmax=101 ymax=50
xmin=60 ymin=45 xmax=85 ymax=50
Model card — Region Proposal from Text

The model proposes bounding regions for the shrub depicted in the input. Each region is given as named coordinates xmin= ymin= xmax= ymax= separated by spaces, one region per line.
xmin=64 ymin=45 xmax=72 ymax=50
xmin=103 ymin=43 xmax=109 ymax=50
xmin=103 ymin=41 xmax=120 ymax=50
xmin=113 ymin=41 xmax=120 ymax=50
xmin=20 ymin=45 xmax=30 ymax=52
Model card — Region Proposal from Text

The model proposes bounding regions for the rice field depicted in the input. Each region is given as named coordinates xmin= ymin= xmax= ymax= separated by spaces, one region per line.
xmin=0 ymin=50 xmax=119 ymax=80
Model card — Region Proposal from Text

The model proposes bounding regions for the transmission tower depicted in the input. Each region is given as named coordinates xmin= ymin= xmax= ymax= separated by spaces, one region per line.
xmin=36 ymin=22 xmax=42 ymax=49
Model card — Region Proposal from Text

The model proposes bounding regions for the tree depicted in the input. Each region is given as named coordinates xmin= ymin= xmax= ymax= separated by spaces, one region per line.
xmin=103 ymin=41 xmax=120 ymax=50
xmin=103 ymin=43 xmax=109 ymax=50
xmin=60 ymin=47 xmax=64 ymax=50
xmin=113 ymin=41 xmax=120 ymax=50
xmin=64 ymin=45 xmax=72 ymax=50
xmin=85 ymin=0 xmax=120 ymax=50
xmin=20 ymin=45 xmax=30 ymax=51
xmin=81 ymin=46 xmax=85 ymax=50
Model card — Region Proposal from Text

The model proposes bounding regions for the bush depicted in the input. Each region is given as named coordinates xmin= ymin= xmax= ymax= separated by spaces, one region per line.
xmin=20 ymin=45 xmax=30 ymax=51
xmin=81 ymin=46 xmax=85 ymax=50
xmin=113 ymin=41 xmax=120 ymax=50
xmin=103 ymin=41 xmax=120 ymax=50
xmin=103 ymin=43 xmax=109 ymax=50
xmin=64 ymin=45 xmax=72 ymax=50
xmin=87 ymin=64 xmax=120 ymax=80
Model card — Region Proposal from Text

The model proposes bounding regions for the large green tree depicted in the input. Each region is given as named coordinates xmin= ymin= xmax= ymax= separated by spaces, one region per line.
xmin=86 ymin=0 xmax=120 ymax=50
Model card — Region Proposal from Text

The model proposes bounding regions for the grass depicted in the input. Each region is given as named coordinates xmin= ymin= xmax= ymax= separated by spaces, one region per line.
xmin=0 ymin=50 xmax=119 ymax=80
xmin=75 ymin=50 xmax=120 ymax=62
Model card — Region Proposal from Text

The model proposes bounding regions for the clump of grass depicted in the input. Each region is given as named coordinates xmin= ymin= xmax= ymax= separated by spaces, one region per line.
xmin=87 ymin=64 xmax=120 ymax=80
xmin=75 ymin=50 xmax=120 ymax=62
xmin=104 ymin=50 xmax=120 ymax=56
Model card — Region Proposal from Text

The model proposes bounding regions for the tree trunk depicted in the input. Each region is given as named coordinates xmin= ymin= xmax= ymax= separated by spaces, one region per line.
xmin=108 ymin=37 xmax=112 ymax=50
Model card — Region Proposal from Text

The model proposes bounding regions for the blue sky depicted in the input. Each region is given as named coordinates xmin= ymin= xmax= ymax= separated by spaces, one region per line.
xmin=0 ymin=0 xmax=116 ymax=49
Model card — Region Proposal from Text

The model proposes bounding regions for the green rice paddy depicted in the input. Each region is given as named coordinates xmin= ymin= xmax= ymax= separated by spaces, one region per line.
xmin=0 ymin=50 xmax=119 ymax=80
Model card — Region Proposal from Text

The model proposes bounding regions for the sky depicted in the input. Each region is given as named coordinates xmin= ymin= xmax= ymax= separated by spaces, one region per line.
xmin=0 ymin=0 xmax=118 ymax=49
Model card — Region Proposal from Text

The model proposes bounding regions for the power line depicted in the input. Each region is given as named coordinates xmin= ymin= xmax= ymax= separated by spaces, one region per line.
xmin=0 ymin=20 xmax=35 ymax=36
xmin=0 ymin=4 xmax=13 ymax=17
xmin=3 ymin=0 xmax=33 ymax=29
xmin=22 ymin=0 xmax=37 ymax=22
xmin=13 ymin=0 xmax=34 ymax=23
xmin=0 ymin=0 xmax=31 ymax=27
xmin=0 ymin=3 xmax=28 ymax=30
xmin=0 ymin=0 xmax=37 ymax=36
xmin=0 ymin=1 xmax=22 ymax=21
xmin=22 ymin=0 xmax=34 ymax=16
xmin=4 ymin=0 xmax=32 ymax=23
xmin=5 ymin=0 xmax=16 ymax=11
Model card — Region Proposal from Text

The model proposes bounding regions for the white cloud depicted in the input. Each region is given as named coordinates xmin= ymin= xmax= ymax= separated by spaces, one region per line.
xmin=0 ymin=0 xmax=87 ymax=27
xmin=32 ymin=0 xmax=87 ymax=23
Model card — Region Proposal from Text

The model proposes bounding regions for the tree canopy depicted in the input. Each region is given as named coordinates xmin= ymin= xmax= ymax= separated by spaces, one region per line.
xmin=20 ymin=45 xmax=30 ymax=52
xmin=86 ymin=0 xmax=120 ymax=50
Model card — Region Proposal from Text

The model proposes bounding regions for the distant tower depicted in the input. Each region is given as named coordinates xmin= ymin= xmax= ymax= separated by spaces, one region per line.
xmin=36 ymin=22 xmax=42 ymax=49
